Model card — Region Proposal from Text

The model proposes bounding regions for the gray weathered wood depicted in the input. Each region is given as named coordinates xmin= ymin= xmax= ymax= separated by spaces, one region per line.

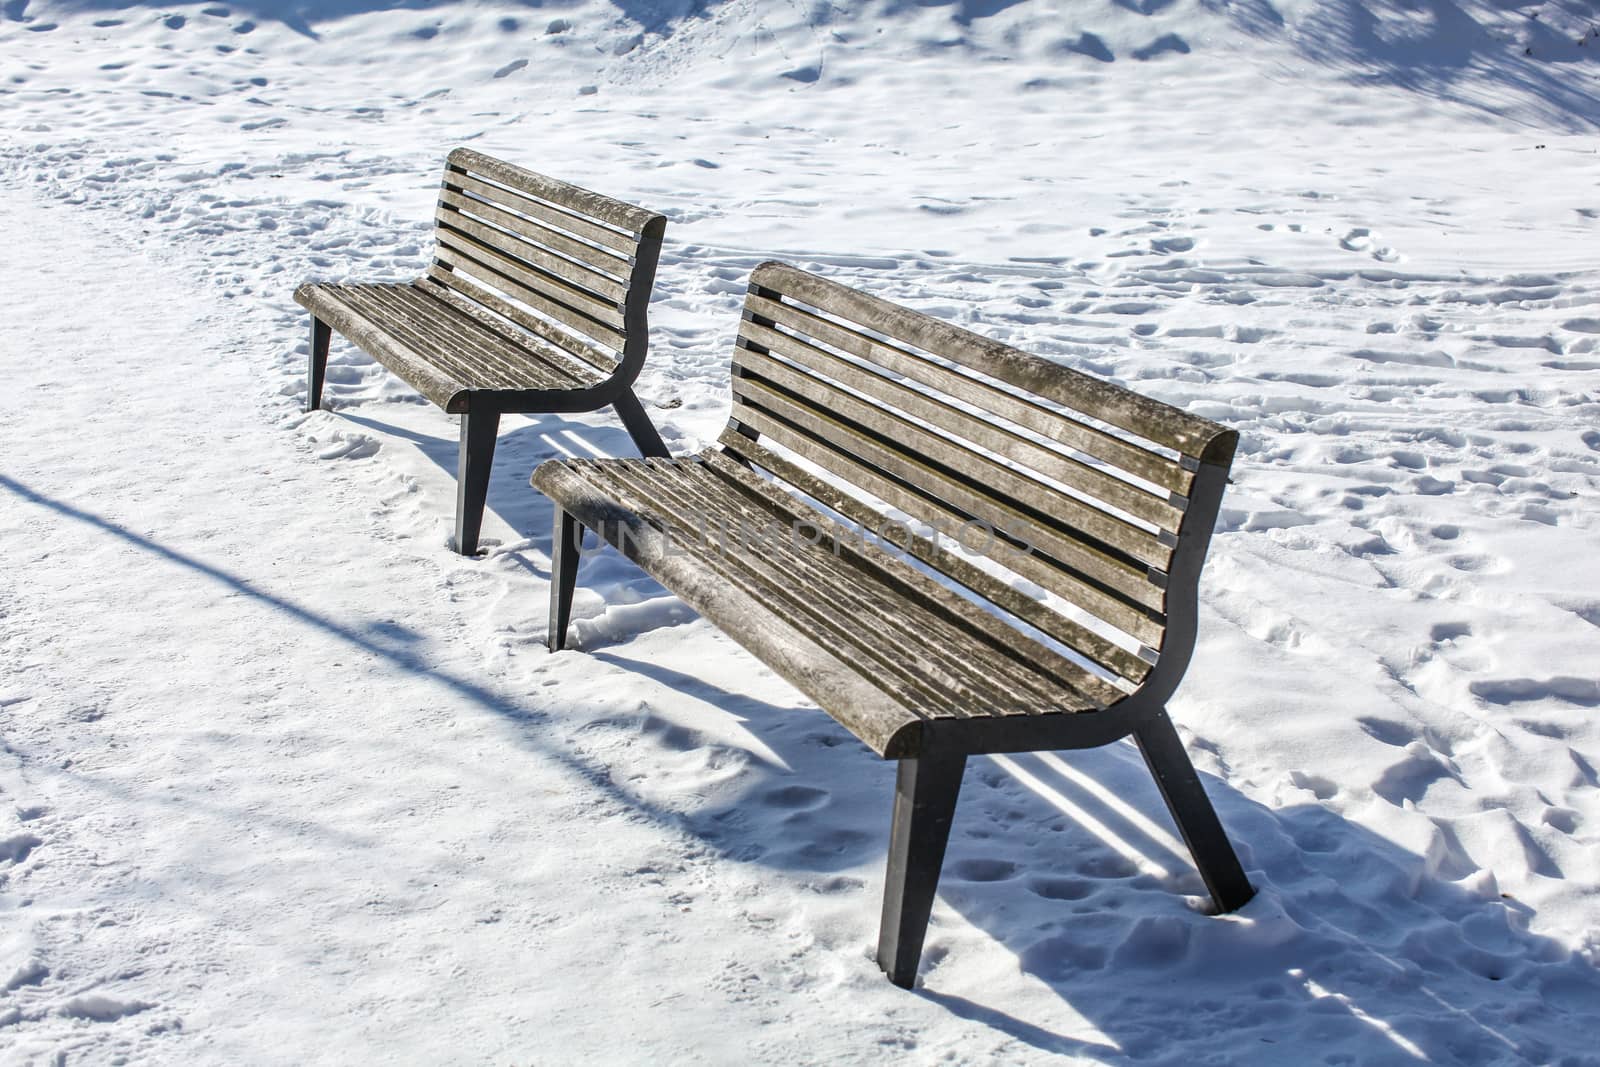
xmin=536 ymin=261 xmax=1245 ymax=743
xmin=433 ymin=230 xmax=626 ymax=326
xmin=534 ymin=260 xmax=1255 ymax=989
xmin=742 ymin=292 xmax=1196 ymax=493
xmin=726 ymin=383 xmax=1169 ymax=638
xmin=416 ymin=276 xmax=619 ymax=375
xmin=735 ymin=317 xmax=1185 ymax=531
xmin=436 ymin=201 xmax=630 ymax=302
xmin=535 ymin=459 xmax=927 ymax=757
xmin=437 ymin=187 xmax=633 ymax=279
xmin=440 ymin=170 xmax=639 ymax=257
xmin=730 ymin=341 xmax=1174 ymax=566
xmin=615 ymin=457 xmax=1109 ymax=714
xmin=294 ymin=148 xmax=669 ymax=554
xmin=748 ymin=262 xmax=1234 ymax=463
xmin=703 ymin=443 xmax=1152 ymax=686
xmin=447 ymin=147 xmax=655 ymax=236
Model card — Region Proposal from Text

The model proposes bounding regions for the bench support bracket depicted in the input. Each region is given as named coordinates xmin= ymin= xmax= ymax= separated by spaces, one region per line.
xmin=455 ymin=411 xmax=500 ymax=556
xmin=307 ymin=316 xmax=330 ymax=413
xmin=548 ymin=507 xmax=582 ymax=652
xmin=612 ymin=388 xmax=669 ymax=458
xmin=1134 ymin=707 xmax=1254 ymax=913
xmin=877 ymin=749 xmax=967 ymax=989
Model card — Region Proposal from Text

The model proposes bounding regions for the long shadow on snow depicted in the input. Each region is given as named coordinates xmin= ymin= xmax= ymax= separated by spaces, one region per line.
xmin=8 ymin=469 xmax=1597 ymax=1062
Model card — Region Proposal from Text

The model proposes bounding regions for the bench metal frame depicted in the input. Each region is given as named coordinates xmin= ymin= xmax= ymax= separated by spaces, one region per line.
xmin=297 ymin=148 xmax=669 ymax=555
xmin=535 ymin=262 xmax=1254 ymax=988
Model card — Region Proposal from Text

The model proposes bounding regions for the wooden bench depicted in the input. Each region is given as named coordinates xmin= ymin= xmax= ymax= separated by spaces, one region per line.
xmin=532 ymin=262 xmax=1255 ymax=988
xmin=296 ymin=148 xmax=670 ymax=555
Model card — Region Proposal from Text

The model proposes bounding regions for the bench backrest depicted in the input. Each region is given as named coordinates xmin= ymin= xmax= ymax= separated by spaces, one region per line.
xmin=422 ymin=148 xmax=666 ymax=384
xmin=719 ymin=262 xmax=1237 ymax=701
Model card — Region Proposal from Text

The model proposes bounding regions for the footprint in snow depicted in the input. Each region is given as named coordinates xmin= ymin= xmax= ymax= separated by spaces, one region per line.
xmin=1470 ymin=676 xmax=1600 ymax=707
xmin=58 ymin=994 xmax=154 ymax=1022
xmin=0 ymin=833 xmax=43 ymax=863
xmin=4 ymin=959 xmax=48 ymax=992
xmin=759 ymin=785 xmax=829 ymax=811
xmin=949 ymin=858 xmax=1018 ymax=882
xmin=1150 ymin=235 xmax=1195 ymax=254
xmin=317 ymin=433 xmax=379 ymax=461
xmin=1541 ymin=807 xmax=1580 ymax=834
xmin=1340 ymin=227 xmax=1373 ymax=252
xmin=1028 ymin=875 xmax=1093 ymax=900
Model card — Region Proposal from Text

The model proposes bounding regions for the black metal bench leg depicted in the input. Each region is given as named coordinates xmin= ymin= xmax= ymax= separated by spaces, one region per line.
xmin=307 ymin=316 xmax=330 ymax=413
xmin=877 ymin=750 xmax=966 ymax=989
xmin=455 ymin=410 xmax=500 ymax=556
xmin=548 ymin=507 xmax=582 ymax=652
xmin=1133 ymin=708 xmax=1254 ymax=913
xmin=612 ymin=388 xmax=669 ymax=458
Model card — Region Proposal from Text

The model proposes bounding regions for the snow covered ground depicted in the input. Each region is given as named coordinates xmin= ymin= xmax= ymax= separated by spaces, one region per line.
xmin=2 ymin=0 xmax=1599 ymax=1062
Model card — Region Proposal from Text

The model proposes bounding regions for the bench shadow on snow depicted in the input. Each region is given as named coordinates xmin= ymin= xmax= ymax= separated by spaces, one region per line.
xmin=290 ymin=406 xmax=1600 ymax=1061
xmin=9 ymin=408 xmax=1597 ymax=1061
xmin=575 ymin=651 xmax=1600 ymax=1063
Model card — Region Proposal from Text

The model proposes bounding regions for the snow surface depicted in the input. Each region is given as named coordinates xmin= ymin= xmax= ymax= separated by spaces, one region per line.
xmin=2 ymin=0 xmax=1600 ymax=1062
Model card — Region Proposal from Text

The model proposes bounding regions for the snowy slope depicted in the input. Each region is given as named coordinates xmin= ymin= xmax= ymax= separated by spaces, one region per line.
xmin=2 ymin=0 xmax=1600 ymax=1063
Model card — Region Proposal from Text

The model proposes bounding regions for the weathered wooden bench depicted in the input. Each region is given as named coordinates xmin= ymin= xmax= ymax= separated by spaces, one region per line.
xmin=296 ymin=148 xmax=669 ymax=555
xmin=533 ymin=262 xmax=1254 ymax=988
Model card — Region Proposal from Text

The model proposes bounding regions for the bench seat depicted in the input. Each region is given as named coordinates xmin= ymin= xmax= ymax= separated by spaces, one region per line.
xmin=537 ymin=452 xmax=1133 ymax=758
xmin=296 ymin=281 xmax=613 ymax=411
xmin=296 ymin=148 xmax=669 ymax=555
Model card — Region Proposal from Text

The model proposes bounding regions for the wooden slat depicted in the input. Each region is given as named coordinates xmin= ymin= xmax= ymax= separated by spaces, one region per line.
xmin=436 ymin=199 xmax=629 ymax=302
xmin=738 ymin=318 xmax=1184 ymax=531
xmin=533 ymin=462 xmax=924 ymax=757
xmin=314 ymin=286 xmax=524 ymax=390
xmin=707 ymin=442 xmax=1151 ymax=686
xmin=449 ymin=148 xmax=657 ymax=234
xmin=417 ymin=275 xmax=620 ymax=373
xmin=295 ymin=283 xmax=466 ymax=410
xmin=430 ymin=252 xmax=627 ymax=354
xmin=696 ymin=453 xmax=1132 ymax=702
xmin=599 ymin=462 xmax=1032 ymax=717
xmin=443 ymin=170 xmax=637 ymax=254
xmin=734 ymin=339 xmax=1173 ymax=569
xmin=589 ymin=459 xmax=1104 ymax=717
xmin=650 ymin=459 xmax=1097 ymax=714
xmin=726 ymin=396 xmax=1166 ymax=646
xmin=435 ymin=226 xmax=625 ymax=326
xmin=341 ymin=285 xmax=584 ymax=391
xmin=744 ymin=293 xmax=1192 ymax=495
xmin=750 ymin=262 xmax=1228 ymax=459
xmin=330 ymin=285 xmax=567 ymax=391
xmin=573 ymin=461 xmax=979 ymax=719
xmin=438 ymin=187 xmax=633 ymax=278
xmin=731 ymin=373 xmax=1169 ymax=610
xmin=409 ymin=280 xmax=612 ymax=383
